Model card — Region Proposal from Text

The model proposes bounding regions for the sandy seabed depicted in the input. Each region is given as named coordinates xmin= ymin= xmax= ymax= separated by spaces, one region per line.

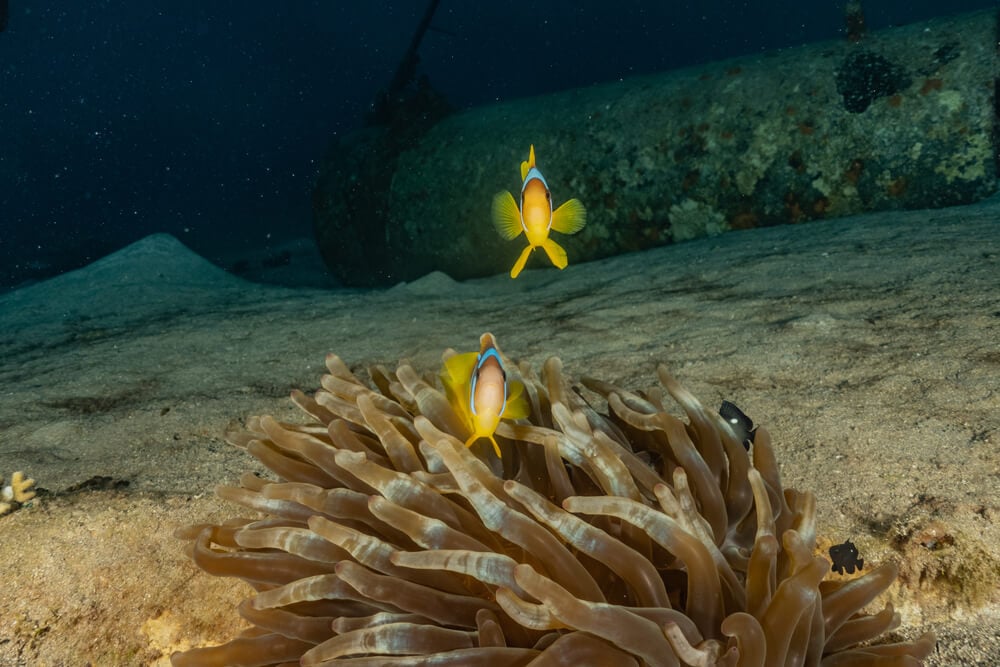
xmin=0 ymin=197 xmax=997 ymax=665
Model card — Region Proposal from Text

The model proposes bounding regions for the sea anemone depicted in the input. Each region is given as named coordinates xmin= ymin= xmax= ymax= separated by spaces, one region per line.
xmin=172 ymin=337 xmax=935 ymax=666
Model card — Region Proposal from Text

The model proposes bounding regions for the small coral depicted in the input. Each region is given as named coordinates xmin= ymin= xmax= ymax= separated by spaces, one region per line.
xmin=0 ymin=471 xmax=37 ymax=516
xmin=668 ymin=198 xmax=729 ymax=241
xmin=892 ymin=517 xmax=1000 ymax=609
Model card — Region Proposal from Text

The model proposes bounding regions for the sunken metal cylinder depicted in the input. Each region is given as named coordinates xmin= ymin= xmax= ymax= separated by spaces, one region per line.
xmin=313 ymin=10 xmax=997 ymax=286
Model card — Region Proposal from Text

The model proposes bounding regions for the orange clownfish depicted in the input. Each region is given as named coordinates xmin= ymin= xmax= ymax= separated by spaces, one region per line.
xmin=491 ymin=144 xmax=587 ymax=279
xmin=440 ymin=333 xmax=529 ymax=458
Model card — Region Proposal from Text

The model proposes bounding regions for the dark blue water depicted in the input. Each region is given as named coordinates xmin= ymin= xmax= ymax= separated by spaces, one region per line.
xmin=0 ymin=0 xmax=994 ymax=289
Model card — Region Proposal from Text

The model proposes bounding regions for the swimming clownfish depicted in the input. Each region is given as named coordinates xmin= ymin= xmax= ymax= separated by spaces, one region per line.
xmin=440 ymin=333 xmax=529 ymax=458
xmin=491 ymin=145 xmax=587 ymax=279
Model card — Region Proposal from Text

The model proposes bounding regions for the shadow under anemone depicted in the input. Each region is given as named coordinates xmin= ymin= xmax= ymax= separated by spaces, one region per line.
xmin=172 ymin=338 xmax=935 ymax=666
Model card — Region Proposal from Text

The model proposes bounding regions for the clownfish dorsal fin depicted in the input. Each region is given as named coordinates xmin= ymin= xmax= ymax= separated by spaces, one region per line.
xmin=479 ymin=332 xmax=499 ymax=355
xmin=520 ymin=144 xmax=536 ymax=182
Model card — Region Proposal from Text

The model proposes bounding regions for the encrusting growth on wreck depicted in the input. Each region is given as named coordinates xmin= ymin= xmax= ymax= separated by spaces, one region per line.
xmin=0 ymin=471 xmax=36 ymax=516
xmin=172 ymin=337 xmax=935 ymax=666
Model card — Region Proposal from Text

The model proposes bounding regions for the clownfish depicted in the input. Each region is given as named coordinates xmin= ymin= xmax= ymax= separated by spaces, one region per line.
xmin=491 ymin=145 xmax=587 ymax=279
xmin=440 ymin=333 xmax=529 ymax=458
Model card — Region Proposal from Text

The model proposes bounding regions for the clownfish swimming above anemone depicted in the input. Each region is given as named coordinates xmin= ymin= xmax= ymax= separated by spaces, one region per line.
xmin=492 ymin=145 xmax=587 ymax=278
xmin=440 ymin=333 xmax=529 ymax=458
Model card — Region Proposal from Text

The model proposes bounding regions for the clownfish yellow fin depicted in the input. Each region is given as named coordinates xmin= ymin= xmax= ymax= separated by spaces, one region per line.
xmin=551 ymin=198 xmax=587 ymax=235
xmin=441 ymin=351 xmax=479 ymax=417
xmin=519 ymin=144 xmax=536 ymax=182
xmin=503 ymin=380 xmax=530 ymax=420
xmin=491 ymin=191 xmax=523 ymax=240
xmin=510 ymin=245 xmax=533 ymax=279
xmin=464 ymin=431 xmax=503 ymax=458
xmin=540 ymin=238 xmax=569 ymax=270
xmin=442 ymin=351 xmax=479 ymax=386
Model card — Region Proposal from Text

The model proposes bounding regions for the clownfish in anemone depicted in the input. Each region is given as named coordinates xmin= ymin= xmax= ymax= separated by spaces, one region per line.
xmin=440 ymin=333 xmax=529 ymax=458
xmin=492 ymin=145 xmax=587 ymax=278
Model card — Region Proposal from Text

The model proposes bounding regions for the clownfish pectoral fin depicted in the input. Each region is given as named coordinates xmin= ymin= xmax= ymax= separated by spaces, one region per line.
xmin=442 ymin=351 xmax=479 ymax=387
xmin=540 ymin=238 xmax=569 ymax=270
xmin=491 ymin=191 xmax=523 ymax=240
xmin=503 ymin=380 xmax=530 ymax=420
xmin=510 ymin=244 xmax=534 ymax=279
xmin=551 ymin=198 xmax=587 ymax=235
xmin=441 ymin=350 xmax=479 ymax=418
xmin=519 ymin=144 xmax=536 ymax=182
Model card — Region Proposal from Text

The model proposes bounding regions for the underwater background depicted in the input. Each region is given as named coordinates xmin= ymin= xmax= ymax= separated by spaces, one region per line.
xmin=1 ymin=0 xmax=997 ymax=290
